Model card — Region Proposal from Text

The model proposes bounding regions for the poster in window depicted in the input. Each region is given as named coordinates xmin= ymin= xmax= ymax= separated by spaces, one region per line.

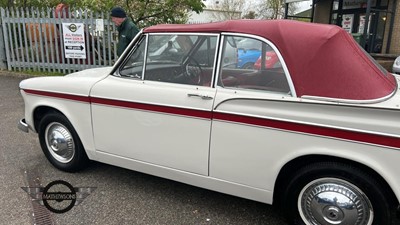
xmin=358 ymin=15 xmax=371 ymax=34
xmin=342 ymin=14 xmax=354 ymax=33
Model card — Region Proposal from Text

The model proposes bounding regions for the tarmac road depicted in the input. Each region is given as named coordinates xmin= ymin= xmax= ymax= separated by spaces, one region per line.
xmin=0 ymin=73 xmax=288 ymax=225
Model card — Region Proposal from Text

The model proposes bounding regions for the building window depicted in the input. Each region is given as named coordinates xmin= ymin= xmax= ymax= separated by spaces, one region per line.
xmin=333 ymin=0 xmax=339 ymax=10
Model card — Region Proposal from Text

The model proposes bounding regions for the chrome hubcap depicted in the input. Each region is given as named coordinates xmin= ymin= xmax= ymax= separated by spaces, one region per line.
xmin=298 ymin=178 xmax=373 ymax=225
xmin=45 ymin=122 xmax=75 ymax=163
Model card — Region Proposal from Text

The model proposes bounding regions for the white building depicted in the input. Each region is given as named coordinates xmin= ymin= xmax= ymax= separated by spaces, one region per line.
xmin=188 ymin=0 xmax=242 ymax=23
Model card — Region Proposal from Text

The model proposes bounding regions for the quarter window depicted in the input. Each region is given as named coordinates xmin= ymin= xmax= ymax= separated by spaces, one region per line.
xmin=119 ymin=36 xmax=146 ymax=79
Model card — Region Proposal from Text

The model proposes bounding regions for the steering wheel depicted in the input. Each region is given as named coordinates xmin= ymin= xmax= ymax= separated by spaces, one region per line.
xmin=185 ymin=57 xmax=203 ymax=85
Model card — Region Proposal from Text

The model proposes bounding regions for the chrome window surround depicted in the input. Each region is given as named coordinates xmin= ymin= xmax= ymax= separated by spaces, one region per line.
xmin=113 ymin=31 xmax=295 ymax=94
xmin=301 ymin=88 xmax=397 ymax=105
xmin=112 ymin=29 xmax=144 ymax=77
xmin=116 ymin=32 xmax=220 ymax=87
xmin=215 ymin=33 xmax=297 ymax=97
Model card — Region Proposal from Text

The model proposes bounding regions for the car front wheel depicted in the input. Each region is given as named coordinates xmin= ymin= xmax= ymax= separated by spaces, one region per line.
xmin=283 ymin=162 xmax=396 ymax=225
xmin=38 ymin=113 xmax=89 ymax=172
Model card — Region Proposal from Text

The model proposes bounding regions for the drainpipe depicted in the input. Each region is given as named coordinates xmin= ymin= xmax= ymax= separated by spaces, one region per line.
xmin=284 ymin=3 xmax=289 ymax=19
xmin=386 ymin=0 xmax=397 ymax=53
xmin=311 ymin=0 xmax=315 ymax=22
xmin=362 ymin=0 xmax=372 ymax=50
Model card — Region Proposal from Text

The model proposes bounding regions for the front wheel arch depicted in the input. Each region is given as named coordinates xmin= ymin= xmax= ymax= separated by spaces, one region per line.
xmin=36 ymin=109 xmax=90 ymax=172
xmin=33 ymin=106 xmax=65 ymax=132
xmin=273 ymin=156 xmax=398 ymax=224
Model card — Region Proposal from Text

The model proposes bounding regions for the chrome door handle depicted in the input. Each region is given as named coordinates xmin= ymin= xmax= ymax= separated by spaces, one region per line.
xmin=187 ymin=93 xmax=213 ymax=100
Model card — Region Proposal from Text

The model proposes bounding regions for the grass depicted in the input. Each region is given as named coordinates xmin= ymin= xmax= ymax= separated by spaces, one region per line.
xmin=18 ymin=69 xmax=65 ymax=77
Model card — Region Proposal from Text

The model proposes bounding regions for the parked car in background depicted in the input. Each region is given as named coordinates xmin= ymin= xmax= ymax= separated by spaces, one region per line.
xmin=253 ymin=51 xmax=280 ymax=69
xmin=237 ymin=38 xmax=261 ymax=69
xmin=393 ymin=56 xmax=400 ymax=74
xmin=18 ymin=20 xmax=400 ymax=225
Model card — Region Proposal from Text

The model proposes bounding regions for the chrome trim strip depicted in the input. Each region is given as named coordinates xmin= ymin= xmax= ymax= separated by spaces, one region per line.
xmin=145 ymin=32 xmax=220 ymax=36
xmin=210 ymin=34 xmax=221 ymax=88
xmin=142 ymin=34 xmax=149 ymax=80
xmin=213 ymin=34 xmax=224 ymax=88
xmin=301 ymin=88 xmax=397 ymax=104
xmin=18 ymin=118 xmax=29 ymax=133
xmin=213 ymin=95 xmax=296 ymax=111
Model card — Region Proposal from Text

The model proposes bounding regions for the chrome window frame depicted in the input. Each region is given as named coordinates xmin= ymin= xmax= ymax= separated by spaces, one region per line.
xmin=112 ymin=33 xmax=148 ymax=80
xmin=215 ymin=33 xmax=297 ymax=97
xmin=116 ymin=32 xmax=220 ymax=87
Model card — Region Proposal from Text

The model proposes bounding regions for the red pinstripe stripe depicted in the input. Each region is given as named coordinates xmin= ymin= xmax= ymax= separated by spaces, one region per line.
xmin=23 ymin=89 xmax=400 ymax=149
xmin=213 ymin=112 xmax=400 ymax=149
xmin=23 ymin=89 xmax=90 ymax=103
xmin=23 ymin=89 xmax=212 ymax=119
xmin=90 ymin=97 xmax=212 ymax=119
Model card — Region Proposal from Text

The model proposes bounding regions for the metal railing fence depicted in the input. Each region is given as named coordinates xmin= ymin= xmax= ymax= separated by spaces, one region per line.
xmin=0 ymin=7 xmax=118 ymax=74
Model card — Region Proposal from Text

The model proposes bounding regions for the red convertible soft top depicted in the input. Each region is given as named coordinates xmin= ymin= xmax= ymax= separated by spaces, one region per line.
xmin=144 ymin=20 xmax=396 ymax=100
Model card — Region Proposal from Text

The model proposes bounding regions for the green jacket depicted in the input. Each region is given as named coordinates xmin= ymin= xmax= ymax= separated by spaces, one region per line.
xmin=117 ymin=18 xmax=139 ymax=56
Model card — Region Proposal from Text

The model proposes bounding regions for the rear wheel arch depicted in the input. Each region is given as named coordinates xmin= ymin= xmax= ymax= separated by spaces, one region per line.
xmin=272 ymin=155 xmax=399 ymax=223
xmin=273 ymin=155 xmax=397 ymax=204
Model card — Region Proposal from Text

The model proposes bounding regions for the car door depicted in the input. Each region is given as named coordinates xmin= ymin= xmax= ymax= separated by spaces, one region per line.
xmin=209 ymin=34 xmax=297 ymax=189
xmin=90 ymin=34 xmax=219 ymax=175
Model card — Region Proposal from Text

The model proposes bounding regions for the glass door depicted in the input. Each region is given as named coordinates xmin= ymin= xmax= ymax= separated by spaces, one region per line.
xmin=366 ymin=11 xmax=387 ymax=53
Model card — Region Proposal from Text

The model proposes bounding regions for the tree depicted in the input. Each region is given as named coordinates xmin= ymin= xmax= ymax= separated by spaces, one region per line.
xmin=73 ymin=0 xmax=205 ymax=26
xmin=208 ymin=0 xmax=245 ymax=21
xmin=123 ymin=0 xmax=205 ymax=26
xmin=257 ymin=0 xmax=298 ymax=20
xmin=0 ymin=0 xmax=205 ymax=27
xmin=0 ymin=0 xmax=74 ymax=8
xmin=242 ymin=11 xmax=257 ymax=19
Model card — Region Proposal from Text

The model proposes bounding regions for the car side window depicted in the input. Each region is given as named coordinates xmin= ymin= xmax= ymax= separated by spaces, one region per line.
xmin=119 ymin=36 xmax=146 ymax=79
xmin=144 ymin=34 xmax=217 ymax=86
xmin=219 ymin=36 xmax=290 ymax=95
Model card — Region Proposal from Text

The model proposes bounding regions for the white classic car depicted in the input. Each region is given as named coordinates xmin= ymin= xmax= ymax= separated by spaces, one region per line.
xmin=18 ymin=20 xmax=400 ymax=225
xmin=393 ymin=56 xmax=400 ymax=74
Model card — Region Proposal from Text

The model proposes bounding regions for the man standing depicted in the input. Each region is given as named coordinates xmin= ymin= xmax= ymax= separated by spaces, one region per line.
xmin=110 ymin=7 xmax=139 ymax=56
